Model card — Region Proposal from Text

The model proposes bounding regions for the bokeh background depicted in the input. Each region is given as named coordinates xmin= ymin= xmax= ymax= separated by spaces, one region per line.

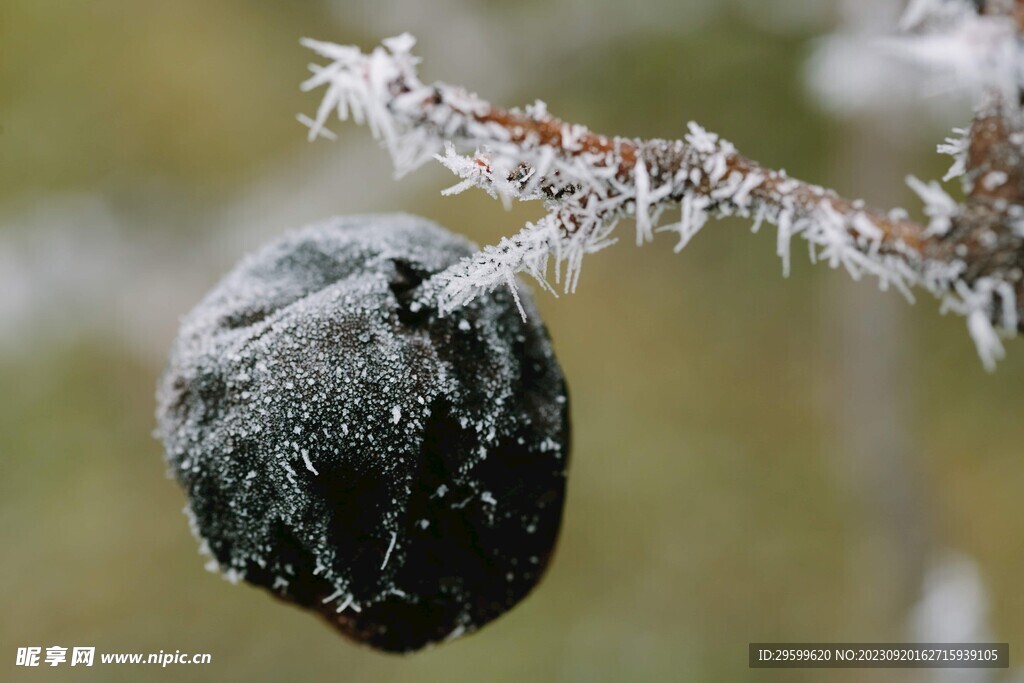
xmin=3 ymin=1 xmax=1023 ymax=681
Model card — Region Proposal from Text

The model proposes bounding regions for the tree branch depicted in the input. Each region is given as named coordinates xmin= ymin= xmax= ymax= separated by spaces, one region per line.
xmin=299 ymin=12 xmax=1024 ymax=369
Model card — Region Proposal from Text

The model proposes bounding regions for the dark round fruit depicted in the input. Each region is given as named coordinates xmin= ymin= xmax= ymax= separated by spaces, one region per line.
xmin=155 ymin=214 xmax=570 ymax=653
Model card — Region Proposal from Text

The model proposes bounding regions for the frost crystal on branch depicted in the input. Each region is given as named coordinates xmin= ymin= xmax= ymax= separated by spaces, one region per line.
xmin=900 ymin=0 xmax=978 ymax=31
xmin=300 ymin=29 xmax=1024 ymax=370
xmin=893 ymin=0 xmax=1020 ymax=100
xmin=938 ymin=127 xmax=971 ymax=183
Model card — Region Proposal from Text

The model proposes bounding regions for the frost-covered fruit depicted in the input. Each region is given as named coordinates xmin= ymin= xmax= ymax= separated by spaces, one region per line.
xmin=155 ymin=214 xmax=570 ymax=653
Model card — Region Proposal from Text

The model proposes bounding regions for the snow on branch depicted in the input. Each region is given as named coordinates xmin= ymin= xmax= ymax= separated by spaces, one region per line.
xmin=300 ymin=12 xmax=1024 ymax=370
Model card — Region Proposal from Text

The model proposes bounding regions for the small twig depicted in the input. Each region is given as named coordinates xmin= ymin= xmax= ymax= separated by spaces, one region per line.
xmin=300 ymin=13 xmax=1024 ymax=369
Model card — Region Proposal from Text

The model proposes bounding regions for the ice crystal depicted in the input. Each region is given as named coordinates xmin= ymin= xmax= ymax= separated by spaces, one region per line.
xmin=889 ymin=1 xmax=1020 ymax=100
xmin=300 ymin=34 xmax=1019 ymax=369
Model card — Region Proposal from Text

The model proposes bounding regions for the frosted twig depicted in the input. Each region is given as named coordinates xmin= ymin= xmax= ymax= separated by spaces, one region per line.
xmin=301 ymin=10 xmax=1024 ymax=369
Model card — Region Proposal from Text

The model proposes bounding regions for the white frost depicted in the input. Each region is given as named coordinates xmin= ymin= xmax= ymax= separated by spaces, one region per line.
xmin=301 ymin=34 xmax=1021 ymax=370
xmin=380 ymin=531 xmax=397 ymax=570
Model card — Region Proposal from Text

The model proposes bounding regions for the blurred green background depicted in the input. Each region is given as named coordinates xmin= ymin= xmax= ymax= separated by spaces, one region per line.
xmin=3 ymin=1 xmax=1023 ymax=681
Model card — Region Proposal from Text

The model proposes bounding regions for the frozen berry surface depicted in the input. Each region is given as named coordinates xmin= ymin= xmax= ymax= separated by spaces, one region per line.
xmin=156 ymin=213 xmax=570 ymax=652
